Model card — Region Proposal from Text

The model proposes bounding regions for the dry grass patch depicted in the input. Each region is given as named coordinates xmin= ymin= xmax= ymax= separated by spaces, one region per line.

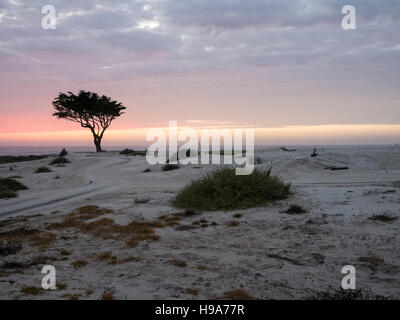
xmin=95 ymin=252 xmax=140 ymax=265
xmin=101 ymin=291 xmax=115 ymax=300
xmin=227 ymin=221 xmax=240 ymax=227
xmin=86 ymin=289 xmax=94 ymax=296
xmin=96 ymin=251 xmax=117 ymax=264
xmin=220 ymin=289 xmax=252 ymax=300
xmin=11 ymin=269 xmax=24 ymax=274
xmin=118 ymin=256 xmax=141 ymax=263
xmin=47 ymin=205 xmax=159 ymax=248
xmin=166 ymin=216 xmax=182 ymax=222
xmin=164 ymin=221 xmax=180 ymax=227
xmin=60 ymin=250 xmax=71 ymax=256
xmin=358 ymin=256 xmax=384 ymax=265
xmin=21 ymin=286 xmax=43 ymax=296
xmin=168 ymin=259 xmax=187 ymax=268
xmin=57 ymin=283 xmax=67 ymax=290
xmin=150 ymin=221 xmax=165 ymax=228
xmin=62 ymin=293 xmax=81 ymax=300
xmin=30 ymin=233 xmax=56 ymax=251
xmin=0 ymin=227 xmax=56 ymax=252
xmin=196 ymin=265 xmax=210 ymax=271
xmin=71 ymin=259 xmax=88 ymax=269
xmin=185 ymin=288 xmax=199 ymax=296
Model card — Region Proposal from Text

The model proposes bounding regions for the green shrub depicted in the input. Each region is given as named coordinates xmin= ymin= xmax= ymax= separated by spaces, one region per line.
xmin=0 ymin=178 xmax=28 ymax=199
xmin=0 ymin=185 xmax=17 ymax=199
xmin=0 ymin=178 xmax=28 ymax=191
xmin=34 ymin=167 xmax=52 ymax=173
xmin=50 ymin=157 xmax=70 ymax=165
xmin=172 ymin=167 xmax=290 ymax=211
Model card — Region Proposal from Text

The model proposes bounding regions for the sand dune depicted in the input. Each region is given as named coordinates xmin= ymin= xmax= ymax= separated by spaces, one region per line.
xmin=0 ymin=146 xmax=399 ymax=299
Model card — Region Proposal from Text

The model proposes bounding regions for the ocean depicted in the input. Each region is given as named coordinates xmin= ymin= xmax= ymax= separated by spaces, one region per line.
xmin=0 ymin=144 xmax=397 ymax=156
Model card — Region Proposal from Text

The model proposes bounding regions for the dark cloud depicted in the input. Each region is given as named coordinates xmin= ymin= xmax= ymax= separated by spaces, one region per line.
xmin=0 ymin=0 xmax=399 ymax=81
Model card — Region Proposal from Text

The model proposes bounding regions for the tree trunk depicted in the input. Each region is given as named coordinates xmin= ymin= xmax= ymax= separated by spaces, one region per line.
xmin=94 ymin=136 xmax=102 ymax=152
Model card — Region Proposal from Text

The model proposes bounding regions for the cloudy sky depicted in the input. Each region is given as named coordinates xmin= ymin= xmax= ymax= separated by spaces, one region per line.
xmin=0 ymin=0 xmax=399 ymax=145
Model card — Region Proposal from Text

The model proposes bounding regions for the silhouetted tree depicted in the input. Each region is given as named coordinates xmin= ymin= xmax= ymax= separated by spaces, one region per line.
xmin=52 ymin=90 xmax=126 ymax=152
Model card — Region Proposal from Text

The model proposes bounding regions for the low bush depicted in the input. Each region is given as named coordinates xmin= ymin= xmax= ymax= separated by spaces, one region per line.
xmin=0 ymin=178 xmax=28 ymax=191
xmin=0 ymin=178 xmax=28 ymax=199
xmin=172 ymin=167 xmax=290 ymax=211
xmin=34 ymin=167 xmax=52 ymax=173
xmin=50 ymin=157 xmax=70 ymax=165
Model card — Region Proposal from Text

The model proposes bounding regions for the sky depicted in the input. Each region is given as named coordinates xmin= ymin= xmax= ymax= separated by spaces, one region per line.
xmin=0 ymin=0 xmax=399 ymax=146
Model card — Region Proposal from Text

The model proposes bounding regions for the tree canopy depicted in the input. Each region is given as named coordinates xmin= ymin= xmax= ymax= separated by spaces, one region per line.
xmin=52 ymin=90 xmax=126 ymax=152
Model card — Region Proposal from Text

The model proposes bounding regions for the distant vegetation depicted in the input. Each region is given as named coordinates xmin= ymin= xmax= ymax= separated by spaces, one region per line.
xmin=120 ymin=148 xmax=146 ymax=156
xmin=161 ymin=164 xmax=180 ymax=171
xmin=0 ymin=155 xmax=48 ymax=164
xmin=172 ymin=167 xmax=290 ymax=211
xmin=50 ymin=157 xmax=70 ymax=165
xmin=34 ymin=167 xmax=52 ymax=173
xmin=0 ymin=177 xmax=28 ymax=199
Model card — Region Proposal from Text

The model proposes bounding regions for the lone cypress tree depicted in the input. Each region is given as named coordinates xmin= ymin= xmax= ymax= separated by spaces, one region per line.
xmin=52 ymin=90 xmax=126 ymax=152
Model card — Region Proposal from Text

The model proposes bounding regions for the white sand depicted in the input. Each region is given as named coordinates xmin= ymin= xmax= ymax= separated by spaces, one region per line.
xmin=0 ymin=145 xmax=399 ymax=299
